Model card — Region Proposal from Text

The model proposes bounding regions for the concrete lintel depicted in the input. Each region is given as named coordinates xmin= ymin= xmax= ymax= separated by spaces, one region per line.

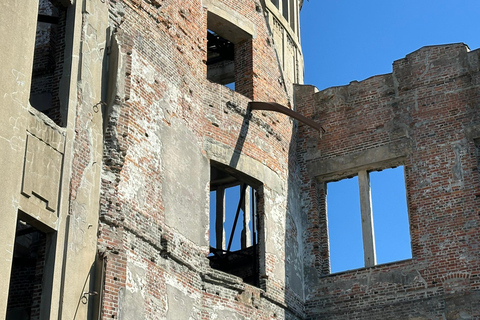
xmin=20 ymin=207 xmax=58 ymax=230
xmin=204 ymin=138 xmax=284 ymax=194
xmin=309 ymin=140 xmax=411 ymax=182
xmin=206 ymin=0 xmax=256 ymax=43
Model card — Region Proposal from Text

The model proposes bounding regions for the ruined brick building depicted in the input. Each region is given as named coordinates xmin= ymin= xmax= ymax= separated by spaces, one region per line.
xmin=1 ymin=0 xmax=479 ymax=319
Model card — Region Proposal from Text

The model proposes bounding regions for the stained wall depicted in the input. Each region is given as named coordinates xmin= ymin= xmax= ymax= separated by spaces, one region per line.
xmin=98 ymin=0 xmax=306 ymax=319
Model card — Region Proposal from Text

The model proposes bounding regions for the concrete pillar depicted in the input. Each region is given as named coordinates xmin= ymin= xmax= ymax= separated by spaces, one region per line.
xmin=241 ymin=186 xmax=251 ymax=249
xmin=358 ymin=170 xmax=376 ymax=267
xmin=215 ymin=187 xmax=226 ymax=250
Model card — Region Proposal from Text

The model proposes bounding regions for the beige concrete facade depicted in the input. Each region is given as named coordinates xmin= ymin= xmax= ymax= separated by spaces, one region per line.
xmin=1 ymin=0 xmax=107 ymax=318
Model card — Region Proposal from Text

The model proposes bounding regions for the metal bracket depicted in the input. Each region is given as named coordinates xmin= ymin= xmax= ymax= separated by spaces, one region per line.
xmin=81 ymin=291 xmax=98 ymax=304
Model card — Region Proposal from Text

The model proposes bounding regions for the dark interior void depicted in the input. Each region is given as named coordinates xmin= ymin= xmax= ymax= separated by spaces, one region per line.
xmin=209 ymin=162 xmax=261 ymax=286
xmin=206 ymin=30 xmax=235 ymax=86
xmin=206 ymin=10 xmax=254 ymax=98
xmin=282 ymin=0 xmax=289 ymax=20
xmin=209 ymin=245 xmax=259 ymax=286
xmin=30 ymin=0 xmax=67 ymax=126
xmin=6 ymin=220 xmax=47 ymax=320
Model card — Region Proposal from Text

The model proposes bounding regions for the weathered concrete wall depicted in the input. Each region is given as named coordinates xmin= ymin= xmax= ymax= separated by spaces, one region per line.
xmin=58 ymin=0 xmax=109 ymax=318
xmin=98 ymin=0 xmax=305 ymax=319
xmin=0 ymin=1 xmax=41 ymax=317
xmin=297 ymin=43 xmax=480 ymax=319
xmin=0 ymin=0 xmax=108 ymax=318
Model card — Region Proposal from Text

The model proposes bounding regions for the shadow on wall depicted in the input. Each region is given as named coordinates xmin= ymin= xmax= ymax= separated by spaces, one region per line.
xmin=283 ymin=121 xmax=306 ymax=319
xmin=229 ymin=105 xmax=252 ymax=169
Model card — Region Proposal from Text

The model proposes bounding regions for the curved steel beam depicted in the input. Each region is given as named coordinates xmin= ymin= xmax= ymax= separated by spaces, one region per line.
xmin=248 ymin=101 xmax=325 ymax=133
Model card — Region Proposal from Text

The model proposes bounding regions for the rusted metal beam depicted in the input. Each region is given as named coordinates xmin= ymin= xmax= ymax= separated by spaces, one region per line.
xmin=248 ymin=101 xmax=325 ymax=133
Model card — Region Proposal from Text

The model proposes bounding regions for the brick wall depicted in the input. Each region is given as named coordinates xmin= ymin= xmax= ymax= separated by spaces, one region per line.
xmin=297 ymin=43 xmax=480 ymax=319
xmin=98 ymin=0 xmax=304 ymax=319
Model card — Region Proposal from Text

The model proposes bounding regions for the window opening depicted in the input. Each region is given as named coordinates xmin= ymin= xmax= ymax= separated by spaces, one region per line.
xmin=209 ymin=163 xmax=261 ymax=286
xmin=271 ymin=0 xmax=279 ymax=9
xmin=282 ymin=0 xmax=289 ymax=21
xmin=370 ymin=167 xmax=412 ymax=264
xmin=207 ymin=29 xmax=235 ymax=86
xmin=7 ymin=219 xmax=48 ymax=319
xmin=289 ymin=0 xmax=296 ymax=31
xmin=326 ymin=166 xmax=411 ymax=273
xmin=327 ymin=176 xmax=364 ymax=273
xmin=30 ymin=0 xmax=67 ymax=126
xmin=206 ymin=12 xmax=253 ymax=98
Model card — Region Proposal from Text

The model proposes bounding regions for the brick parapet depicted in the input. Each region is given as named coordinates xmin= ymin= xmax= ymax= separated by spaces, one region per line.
xmin=297 ymin=43 xmax=480 ymax=319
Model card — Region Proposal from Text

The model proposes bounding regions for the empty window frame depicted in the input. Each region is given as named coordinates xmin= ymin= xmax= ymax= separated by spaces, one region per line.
xmin=270 ymin=0 xmax=297 ymax=33
xmin=206 ymin=12 xmax=253 ymax=98
xmin=30 ymin=0 xmax=68 ymax=126
xmin=289 ymin=0 xmax=297 ymax=32
xmin=282 ymin=0 xmax=289 ymax=21
xmin=6 ymin=217 xmax=54 ymax=319
xmin=209 ymin=162 xmax=261 ymax=286
xmin=206 ymin=30 xmax=235 ymax=88
xmin=271 ymin=0 xmax=279 ymax=9
xmin=326 ymin=166 xmax=412 ymax=273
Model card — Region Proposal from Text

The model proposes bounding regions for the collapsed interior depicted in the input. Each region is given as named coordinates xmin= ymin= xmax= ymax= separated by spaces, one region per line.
xmin=209 ymin=162 xmax=261 ymax=286
xmin=207 ymin=29 xmax=235 ymax=87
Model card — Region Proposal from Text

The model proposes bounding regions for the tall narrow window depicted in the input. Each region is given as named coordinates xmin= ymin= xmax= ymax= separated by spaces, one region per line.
xmin=282 ymin=0 xmax=289 ymax=20
xmin=326 ymin=166 xmax=411 ymax=273
xmin=30 ymin=0 xmax=68 ymax=126
xmin=206 ymin=29 xmax=235 ymax=88
xmin=327 ymin=176 xmax=364 ymax=273
xmin=209 ymin=162 xmax=261 ymax=286
xmin=370 ymin=167 xmax=412 ymax=265
xmin=7 ymin=219 xmax=48 ymax=319
xmin=289 ymin=0 xmax=296 ymax=31
xmin=206 ymin=10 xmax=253 ymax=98
xmin=474 ymin=138 xmax=480 ymax=183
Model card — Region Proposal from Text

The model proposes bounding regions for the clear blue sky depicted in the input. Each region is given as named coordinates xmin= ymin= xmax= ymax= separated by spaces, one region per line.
xmin=299 ymin=2 xmax=480 ymax=273
xmin=326 ymin=167 xmax=411 ymax=273
xmin=300 ymin=0 xmax=480 ymax=90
